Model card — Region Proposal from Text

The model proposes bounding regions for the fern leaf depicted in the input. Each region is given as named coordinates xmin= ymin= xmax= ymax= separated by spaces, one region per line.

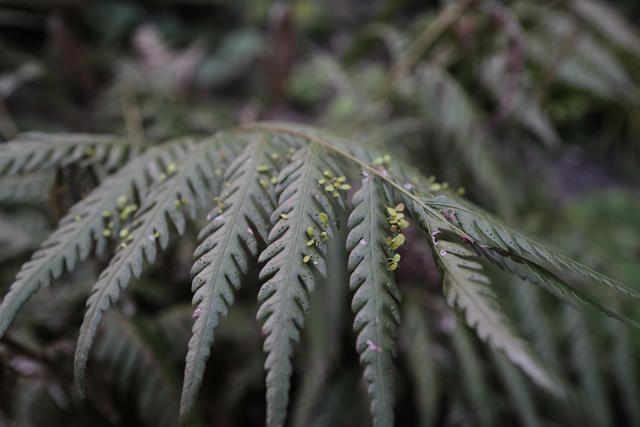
xmin=450 ymin=324 xmax=495 ymax=427
xmin=74 ymin=136 xmax=236 ymax=394
xmin=0 ymin=211 xmax=48 ymax=262
xmin=481 ymin=54 xmax=560 ymax=147
xmin=0 ymin=133 xmax=138 ymax=175
xmin=426 ymin=217 xmax=559 ymax=394
xmin=562 ymin=306 xmax=612 ymax=427
xmin=521 ymin=3 xmax=639 ymax=101
xmin=0 ymin=173 xmax=53 ymax=206
xmin=481 ymin=248 xmax=638 ymax=326
xmin=346 ymin=174 xmax=401 ymax=427
xmin=95 ymin=312 xmax=179 ymax=427
xmin=416 ymin=65 xmax=512 ymax=213
xmin=0 ymin=142 xmax=187 ymax=339
xmin=608 ymin=313 xmax=640 ymax=425
xmin=401 ymin=302 xmax=438 ymax=427
xmin=427 ymin=195 xmax=640 ymax=298
xmin=156 ymin=304 xmax=194 ymax=360
xmin=571 ymin=0 xmax=640 ymax=57
xmin=511 ymin=282 xmax=562 ymax=373
xmin=180 ymin=138 xmax=277 ymax=417
xmin=292 ymin=229 xmax=349 ymax=427
xmin=491 ymin=350 xmax=541 ymax=427
xmin=256 ymin=144 xmax=342 ymax=427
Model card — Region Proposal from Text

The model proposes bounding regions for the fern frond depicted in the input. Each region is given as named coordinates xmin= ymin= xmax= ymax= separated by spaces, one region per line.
xmin=292 ymin=230 xmax=349 ymax=427
xmin=481 ymin=247 xmax=638 ymax=325
xmin=521 ymin=3 xmax=640 ymax=102
xmin=156 ymin=304 xmax=193 ymax=360
xmin=480 ymin=54 xmax=560 ymax=147
xmin=75 ymin=135 xmax=237 ymax=394
xmin=0 ymin=212 xmax=48 ymax=262
xmin=608 ymin=314 xmax=640 ymax=425
xmin=562 ymin=306 xmax=612 ymax=427
xmin=346 ymin=174 xmax=401 ymax=427
xmin=511 ymin=282 xmax=562 ymax=373
xmin=10 ymin=381 xmax=83 ymax=427
xmin=450 ymin=324 xmax=495 ymax=427
xmin=257 ymin=144 xmax=343 ymax=427
xmin=401 ymin=301 xmax=438 ymax=427
xmin=180 ymin=137 xmax=277 ymax=418
xmin=0 ymin=141 xmax=187 ymax=339
xmin=571 ymin=0 xmax=640 ymax=57
xmin=0 ymin=133 xmax=139 ymax=175
xmin=491 ymin=350 xmax=541 ymax=427
xmin=95 ymin=312 xmax=179 ymax=427
xmin=2 ymin=122 xmax=639 ymax=427
xmin=425 ymin=216 xmax=558 ymax=393
xmin=427 ymin=195 xmax=640 ymax=298
xmin=0 ymin=173 xmax=53 ymax=206
xmin=242 ymin=122 xmax=437 ymax=214
xmin=416 ymin=65 xmax=511 ymax=213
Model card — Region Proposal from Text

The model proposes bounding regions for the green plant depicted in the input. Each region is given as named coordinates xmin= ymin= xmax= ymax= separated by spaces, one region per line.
xmin=0 ymin=122 xmax=637 ymax=427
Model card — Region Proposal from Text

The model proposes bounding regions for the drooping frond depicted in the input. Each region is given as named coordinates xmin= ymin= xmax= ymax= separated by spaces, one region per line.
xmin=75 ymin=135 xmax=238 ymax=394
xmin=156 ymin=305 xmax=194 ymax=359
xmin=10 ymin=381 xmax=86 ymax=427
xmin=291 ymin=231 xmax=349 ymax=427
xmin=491 ymin=350 xmax=540 ymax=427
xmin=415 ymin=65 xmax=511 ymax=213
xmin=0 ymin=173 xmax=53 ymax=206
xmin=401 ymin=302 xmax=438 ymax=427
xmin=256 ymin=144 xmax=344 ymax=427
xmin=427 ymin=195 xmax=640 ymax=299
xmin=288 ymin=231 xmax=349 ymax=427
xmin=480 ymin=54 xmax=560 ymax=147
xmin=521 ymin=3 xmax=640 ymax=102
xmin=0 ymin=141 xmax=188 ymax=339
xmin=0 ymin=212 xmax=48 ymax=262
xmin=510 ymin=281 xmax=562 ymax=373
xmin=346 ymin=174 xmax=401 ymax=427
xmin=608 ymin=313 xmax=640 ymax=425
xmin=242 ymin=122 xmax=436 ymax=206
xmin=1 ymin=122 xmax=639 ymax=427
xmin=0 ymin=132 xmax=139 ymax=176
xmin=95 ymin=312 xmax=179 ymax=427
xmin=180 ymin=137 xmax=277 ymax=417
xmin=425 ymin=216 xmax=558 ymax=393
xmin=562 ymin=306 xmax=612 ymax=427
xmin=570 ymin=0 xmax=640 ymax=57
xmin=481 ymin=247 xmax=638 ymax=325
xmin=450 ymin=324 xmax=495 ymax=427
xmin=246 ymin=123 xmax=638 ymax=315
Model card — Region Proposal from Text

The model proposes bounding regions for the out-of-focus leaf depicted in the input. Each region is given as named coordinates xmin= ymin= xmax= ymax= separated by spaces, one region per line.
xmin=197 ymin=30 xmax=263 ymax=87
xmin=481 ymin=54 xmax=560 ymax=147
xmin=521 ymin=3 xmax=640 ymax=103
xmin=571 ymin=0 xmax=640 ymax=57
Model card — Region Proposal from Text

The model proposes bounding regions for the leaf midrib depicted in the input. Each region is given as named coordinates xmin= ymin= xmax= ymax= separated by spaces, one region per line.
xmin=365 ymin=178 xmax=392 ymax=423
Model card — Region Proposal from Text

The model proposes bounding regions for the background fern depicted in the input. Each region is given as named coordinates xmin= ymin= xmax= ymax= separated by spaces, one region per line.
xmin=1 ymin=0 xmax=640 ymax=426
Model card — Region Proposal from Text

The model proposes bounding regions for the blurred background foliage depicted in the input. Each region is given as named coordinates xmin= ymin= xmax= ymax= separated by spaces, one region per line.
xmin=1 ymin=0 xmax=640 ymax=426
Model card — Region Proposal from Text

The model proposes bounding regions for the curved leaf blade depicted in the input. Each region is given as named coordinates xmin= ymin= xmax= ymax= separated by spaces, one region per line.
xmin=346 ymin=174 xmax=401 ymax=427
xmin=256 ymin=144 xmax=343 ymax=427
xmin=74 ymin=136 xmax=236 ymax=395
xmin=180 ymin=138 xmax=277 ymax=417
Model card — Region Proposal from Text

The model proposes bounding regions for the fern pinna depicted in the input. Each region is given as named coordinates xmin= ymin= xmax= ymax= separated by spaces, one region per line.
xmin=0 ymin=123 xmax=638 ymax=427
